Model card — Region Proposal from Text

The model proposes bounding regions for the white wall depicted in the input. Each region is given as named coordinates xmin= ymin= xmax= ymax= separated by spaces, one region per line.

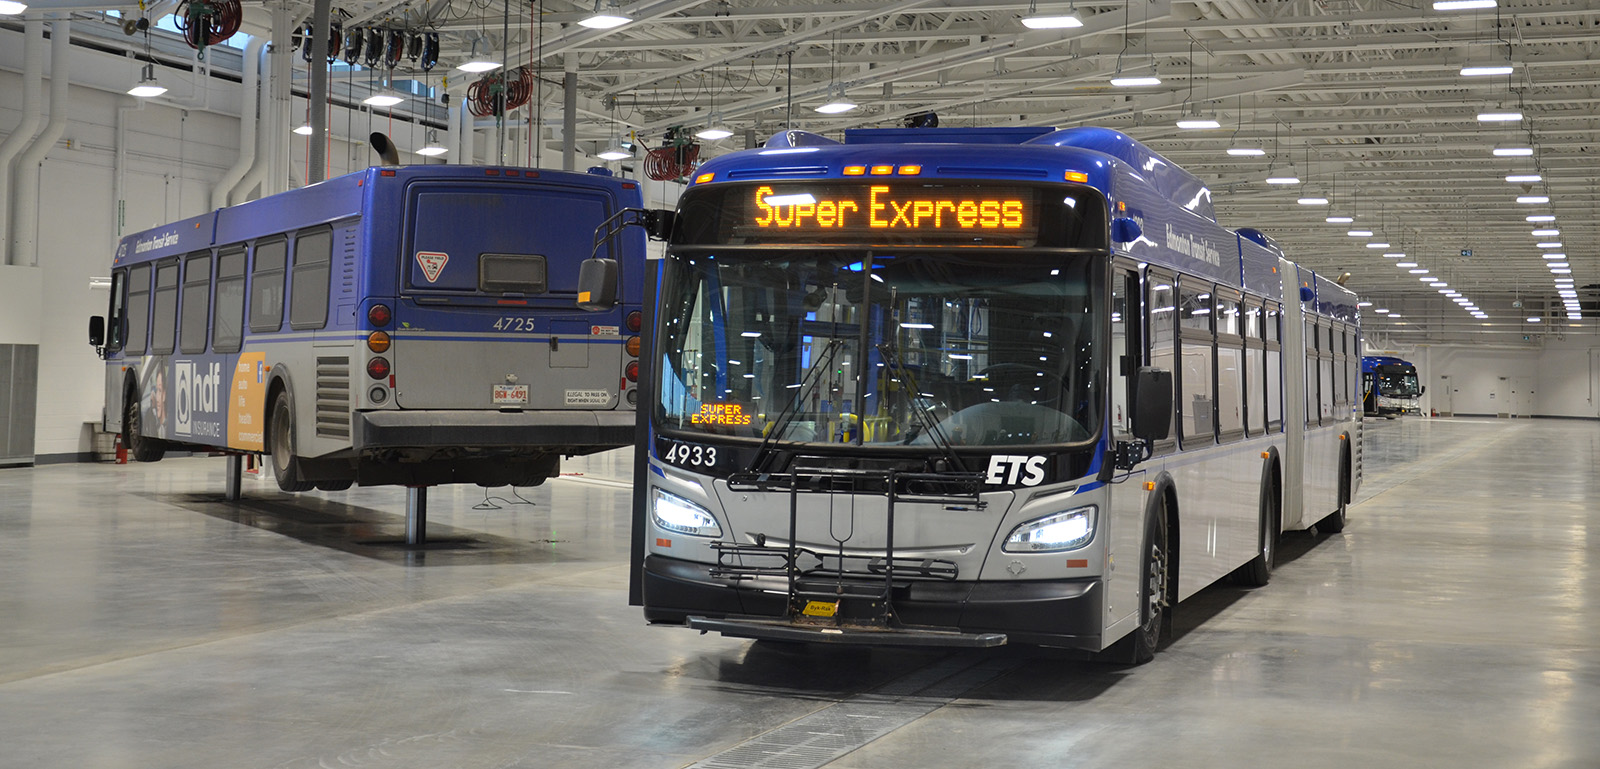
xmin=1415 ymin=337 xmax=1600 ymax=419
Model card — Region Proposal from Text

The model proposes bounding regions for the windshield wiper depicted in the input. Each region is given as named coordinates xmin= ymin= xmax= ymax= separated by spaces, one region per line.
xmin=744 ymin=336 xmax=845 ymax=475
xmin=876 ymin=336 xmax=968 ymax=474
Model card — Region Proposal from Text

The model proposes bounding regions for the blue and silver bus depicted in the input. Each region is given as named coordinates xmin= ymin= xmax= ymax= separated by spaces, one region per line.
xmin=629 ymin=127 xmax=1360 ymax=661
xmin=90 ymin=165 xmax=646 ymax=491
xmin=1361 ymin=355 xmax=1422 ymax=418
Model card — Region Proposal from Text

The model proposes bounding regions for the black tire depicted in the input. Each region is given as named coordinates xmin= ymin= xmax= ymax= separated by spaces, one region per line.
xmin=1318 ymin=448 xmax=1350 ymax=533
xmin=269 ymin=392 xmax=315 ymax=492
xmin=1128 ymin=502 xmax=1170 ymax=665
xmin=1237 ymin=476 xmax=1279 ymax=587
xmin=314 ymin=478 xmax=353 ymax=492
xmin=123 ymin=386 xmax=164 ymax=462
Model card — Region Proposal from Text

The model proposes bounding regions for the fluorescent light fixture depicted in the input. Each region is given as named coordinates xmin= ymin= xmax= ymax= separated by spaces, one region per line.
xmin=902 ymin=323 xmax=935 ymax=329
xmin=1177 ymin=118 xmax=1222 ymax=129
xmin=1431 ymin=282 xmax=1448 ymax=288
xmin=1418 ymin=276 xmax=1436 ymax=281
xmin=1477 ymin=110 xmax=1522 ymax=122
xmin=128 ymin=63 xmax=167 ymax=98
xmin=1227 ymin=147 xmax=1266 ymax=156
xmin=579 ymin=0 xmax=633 ymax=29
xmin=1493 ymin=143 xmax=1534 ymax=157
xmin=1265 ymin=167 xmax=1300 ymax=184
xmin=1461 ymin=64 xmax=1514 ymax=77
xmin=1547 ymin=262 xmax=1569 ymax=268
xmin=763 ymin=193 xmax=817 ymax=206
xmin=597 ymin=147 xmax=631 ymax=161
xmin=1527 ymin=317 xmax=1542 ymax=323
xmin=1434 ymin=0 xmax=1496 ymax=9
xmin=1298 ymin=196 xmax=1329 ymax=206
xmin=1537 ymin=242 xmax=1562 ymax=248
xmin=1532 ymin=228 xmax=1560 ymax=236
xmin=1526 ymin=215 xmax=1556 ymax=222
xmin=1543 ymin=253 xmax=1566 ymax=259
xmin=1506 ymin=174 xmax=1542 ymax=183
xmin=1358 ymin=301 xmax=1373 ymax=307
xmin=1397 ymin=262 xmax=1418 ymax=267
xmin=1551 ymin=268 xmax=1572 ymax=274
xmin=1384 ymin=252 xmax=1405 ymax=258
xmin=1326 ymin=215 xmax=1354 ymax=224
xmin=293 ymin=124 xmax=314 ymax=136
xmin=458 ymin=60 xmax=501 ymax=73
xmin=1570 ymin=313 xmax=1583 ymax=320
xmin=415 ymin=144 xmax=447 ymax=157
xmin=0 ymin=1 xmax=28 ymax=13
xmin=363 ymin=92 xmax=406 ymax=107
xmin=695 ymin=126 xmax=734 ymax=141
xmin=1021 ymin=13 xmax=1083 ymax=28
xmin=1347 ymin=229 xmax=1373 ymax=237
xmin=1517 ymin=195 xmax=1550 ymax=204
xmin=1111 ymin=75 xmax=1162 ymax=87
xmin=1374 ymin=308 xmax=1390 ymax=313
xmin=1389 ymin=314 xmax=1402 ymax=318
xmin=1366 ymin=242 xmax=1391 ymax=248
xmin=1410 ymin=269 xmax=1430 ymax=274
xmin=814 ymin=99 xmax=858 ymax=114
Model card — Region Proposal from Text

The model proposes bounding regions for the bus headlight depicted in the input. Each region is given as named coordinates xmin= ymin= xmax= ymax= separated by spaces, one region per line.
xmin=1002 ymin=506 xmax=1095 ymax=553
xmin=652 ymin=489 xmax=723 ymax=538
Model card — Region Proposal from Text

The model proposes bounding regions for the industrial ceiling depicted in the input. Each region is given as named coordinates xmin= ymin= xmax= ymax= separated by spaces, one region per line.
xmin=9 ymin=0 xmax=1598 ymax=343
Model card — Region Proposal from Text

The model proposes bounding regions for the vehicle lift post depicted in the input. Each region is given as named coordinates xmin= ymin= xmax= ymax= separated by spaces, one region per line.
xmin=405 ymin=486 xmax=428 ymax=545
xmin=225 ymin=455 xmax=243 ymax=501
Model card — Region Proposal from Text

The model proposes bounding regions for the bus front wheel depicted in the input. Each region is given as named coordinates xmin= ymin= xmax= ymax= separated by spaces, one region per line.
xmin=1114 ymin=500 xmax=1169 ymax=665
xmin=269 ymin=392 xmax=315 ymax=492
xmin=123 ymin=387 xmax=164 ymax=462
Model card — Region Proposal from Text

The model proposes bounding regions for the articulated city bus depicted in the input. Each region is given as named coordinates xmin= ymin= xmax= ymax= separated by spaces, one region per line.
xmin=625 ymin=127 xmax=1360 ymax=661
xmin=91 ymin=165 xmax=646 ymax=491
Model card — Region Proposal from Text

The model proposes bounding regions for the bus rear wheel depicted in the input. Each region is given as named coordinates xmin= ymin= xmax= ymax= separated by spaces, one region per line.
xmin=1236 ymin=473 xmax=1280 ymax=587
xmin=314 ymin=479 xmax=353 ymax=492
xmin=123 ymin=387 xmax=164 ymax=462
xmin=269 ymin=392 xmax=315 ymax=492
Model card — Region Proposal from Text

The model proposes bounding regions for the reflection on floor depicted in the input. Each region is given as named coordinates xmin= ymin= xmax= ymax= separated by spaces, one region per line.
xmin=1 ymin=417 xmax=1596 ymax=768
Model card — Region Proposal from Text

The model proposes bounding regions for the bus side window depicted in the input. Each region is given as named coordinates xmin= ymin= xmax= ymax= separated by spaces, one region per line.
xmin=106 ymin=270 xmax=127 ymax=352
xmin=250 ymin=238 xmax=288 ymax=333
xmin=1264 ymin=303 xmax=1282 ymax=432
xmin=151 ymin=261 xmax=180 ymax=355
xmin=289 ymin=228 xmax=332 ymax=330
xmin=180 ymin=252 xmax=212 ymax=355
xmin=125 ymin=265 xmax=152 ymax=355
xmin=1176 ymin=277 xmax=1215 ymax=447
xmin=1146 ymin=271 xmax=1177 ymax=454
xmin=1214 ymin=291 xmax=1244 ymax=442
xmin=213 ymin=247 xmax=247 ymax=353
xmin=1110 ymin=266 xmax=1136 ymax=434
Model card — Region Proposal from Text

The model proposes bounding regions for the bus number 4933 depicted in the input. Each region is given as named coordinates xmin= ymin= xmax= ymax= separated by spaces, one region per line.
xmin=665 ymin=443 xmax=717 ymax=468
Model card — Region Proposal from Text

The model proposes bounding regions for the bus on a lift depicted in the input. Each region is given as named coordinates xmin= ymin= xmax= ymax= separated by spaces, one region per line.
xmin=1362 ymin=355 xmax=1422 ymax=418
xmin=89 ymin=164 xmax=646 ymax=492
xmin=622 ymin=126 xmax=1361 ymax=662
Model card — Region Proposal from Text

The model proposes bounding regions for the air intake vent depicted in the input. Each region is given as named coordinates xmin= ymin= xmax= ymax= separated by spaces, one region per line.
xmin=315 ymin=356 xmax=351 ymax=438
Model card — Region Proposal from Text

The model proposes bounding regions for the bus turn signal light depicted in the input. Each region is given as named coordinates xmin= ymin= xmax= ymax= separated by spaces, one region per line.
xmin=367 ymin=330 xmax=391 ymax=353
xmin=626 ymin=336 xmax=641 ymax=357
xmin=366 ymin=357 xmax=391 ymax=380
xmin=368 ymin=304 xmax=392 ymax=327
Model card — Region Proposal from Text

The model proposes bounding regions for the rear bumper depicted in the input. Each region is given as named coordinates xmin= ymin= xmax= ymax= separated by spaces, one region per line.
xmin=352 ymin=409 xmax=635 ymax=451
xmin=642 ymin=554 xmax=1104 ymax=651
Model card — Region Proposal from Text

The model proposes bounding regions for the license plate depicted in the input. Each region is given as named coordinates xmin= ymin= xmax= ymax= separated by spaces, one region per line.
xmin=801 ymin=600 xmax=839 ymax=618
xmin=493 ymin=384 xmax=529 ymax=405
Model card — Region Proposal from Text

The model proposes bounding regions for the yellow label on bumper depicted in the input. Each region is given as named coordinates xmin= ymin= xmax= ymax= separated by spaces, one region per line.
xmin=801 ymin=601 xmax=839 ymax=618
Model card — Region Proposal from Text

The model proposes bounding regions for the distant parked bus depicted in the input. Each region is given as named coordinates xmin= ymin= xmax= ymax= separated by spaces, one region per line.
xmin=90 ymin=165 xmax=646 ymax=491
xmin=1361 ymin=355 xmax=1422 ymax=418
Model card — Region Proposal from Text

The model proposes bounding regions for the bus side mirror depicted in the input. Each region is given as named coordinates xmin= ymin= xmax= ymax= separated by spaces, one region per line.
xmin=88 ymin=316 xmax=105 ymax=348
xmin=577 ymin=258 xmax=619 ymax=312
xmin=643 ymin=209 xmax=676 ymax=241
xmin=1132 ymin=367 xmax=1173 ymax=443
xmin=1111 ymin=217 xmax=1142 ymax=244
xmin=1419 ymin=385 xmax=1426 ymax=395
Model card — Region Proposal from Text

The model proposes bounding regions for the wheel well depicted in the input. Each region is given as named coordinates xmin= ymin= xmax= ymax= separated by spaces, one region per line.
xmin=1339 ymin=437 xmax=1352 ymax=504
xmin=1161 ymin=483 xmax=1180 ymax=606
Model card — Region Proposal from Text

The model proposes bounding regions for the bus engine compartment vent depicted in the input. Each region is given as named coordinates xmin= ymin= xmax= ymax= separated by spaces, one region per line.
xmin=316 ymin=356 xmax=352 ymax=438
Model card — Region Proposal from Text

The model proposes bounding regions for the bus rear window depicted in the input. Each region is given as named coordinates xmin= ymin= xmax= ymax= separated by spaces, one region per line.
xmin=479 ymin=253 xmax=547 ymax=294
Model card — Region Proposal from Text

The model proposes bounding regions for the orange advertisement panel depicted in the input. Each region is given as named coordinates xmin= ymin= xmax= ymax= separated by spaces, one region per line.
xmin=228 ymin=352 xmax=268 ymax=451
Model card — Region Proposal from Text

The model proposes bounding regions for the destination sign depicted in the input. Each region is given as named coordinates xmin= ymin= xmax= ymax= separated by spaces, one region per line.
xmin=752 ymin=185 xmax=1029 ymax=232
xmin=691 ymin=402 xmax=752 ymax=426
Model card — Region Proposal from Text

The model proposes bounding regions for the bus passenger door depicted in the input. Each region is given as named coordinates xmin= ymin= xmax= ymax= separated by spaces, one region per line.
xmin=1103 ymin=264 xmax=1146 ymax=639
xmin=103 ymin=270 xmax=127 ymax=434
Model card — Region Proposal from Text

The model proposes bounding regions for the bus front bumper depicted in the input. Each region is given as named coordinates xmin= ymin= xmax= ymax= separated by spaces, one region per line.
xmin=352 ymin=409 xmax=635 ymax=451
xmin=642 ymin=554 xmax=1105 ymax=651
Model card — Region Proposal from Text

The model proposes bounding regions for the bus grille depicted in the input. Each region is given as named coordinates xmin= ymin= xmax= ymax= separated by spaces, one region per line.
xmin=315 ymin=356 xmax=351 ymax=438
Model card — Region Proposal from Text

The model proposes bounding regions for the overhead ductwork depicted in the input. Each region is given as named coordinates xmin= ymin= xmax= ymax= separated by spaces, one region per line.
xmin=9 ymin=18 xmax=69 ymax=268
xmin=213 ymin=35 xmax=266 ymax=209
xmin=0 ymin=19 xmax=45 ymax=267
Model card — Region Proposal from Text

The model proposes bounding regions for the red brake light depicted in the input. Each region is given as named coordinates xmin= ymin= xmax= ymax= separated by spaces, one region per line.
xmin=368 ymin=304 xmax=392 ymax=327
xmin=626 ymin=311 xmax=642 ymax=332
xmin=625 ymin=361 xmax=639 ymax=382
xmin=367 ymin=357 xmax=391 ymax=379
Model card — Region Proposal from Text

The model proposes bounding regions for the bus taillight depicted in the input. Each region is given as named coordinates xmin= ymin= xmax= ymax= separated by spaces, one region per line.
xmin=626 ymin=310 xmax=642 ymax=332
xmin=625 ymin=361 xmax=639 ymax=382
xmin=626 ymin=336 xmax=641 ymax=357
xmin=367 ymin=331 xmax=391 ymax=353
xmin=367 ymin=357 xmax=391 ymax=379
xmin=368 ymin=304 xmax=392 ymax=327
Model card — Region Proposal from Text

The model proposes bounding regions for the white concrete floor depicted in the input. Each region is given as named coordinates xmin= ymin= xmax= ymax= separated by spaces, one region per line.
xmin=1 ymin=417 xmax=1597 ymax=768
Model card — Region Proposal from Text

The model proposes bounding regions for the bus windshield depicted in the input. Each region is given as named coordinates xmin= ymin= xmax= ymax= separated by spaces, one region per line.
xmin=1375 ymin=367 xmax=1420 ymax=398
xmin=655 ymin=248 xmax=1102 ymax=448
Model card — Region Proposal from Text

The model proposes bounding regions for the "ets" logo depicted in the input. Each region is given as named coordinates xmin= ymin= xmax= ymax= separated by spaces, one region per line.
xmin=985 ymin=455 xmax=1047 ymax=486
